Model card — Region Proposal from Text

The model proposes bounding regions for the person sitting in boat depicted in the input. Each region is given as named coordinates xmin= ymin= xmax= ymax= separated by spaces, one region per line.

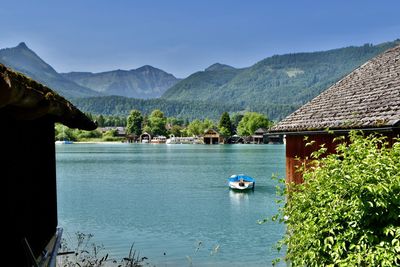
xmin=239 ymin=178 xmax=245 ymax=187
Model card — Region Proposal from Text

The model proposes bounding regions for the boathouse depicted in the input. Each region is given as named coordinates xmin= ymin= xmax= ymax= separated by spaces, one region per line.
xmin=203 ymin=129 xmax=222 ymax=144
xmin=0 ymin=64 xmax=97 ymax=266
xmin=265 ymin=133 xmax=284 ymax=144
xmin=140 ymin=132 xmax=151 ymax=143
xmin=269 ymin=44 xmax=400 ymax=184
xmin=252 ymin=128 xmax=267 ymax=144
xmin=226 ymin=134 xmax=244 ymax=144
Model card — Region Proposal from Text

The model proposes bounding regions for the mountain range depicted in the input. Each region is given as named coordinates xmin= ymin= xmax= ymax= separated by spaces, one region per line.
xmin=1 ymin=40 xmax=399 ymax=120
xmin=0 ymin=42 xmax=179 ymax=99
xmin=61 ymin=65 xmax=179 ymax=98
xmin=162 ymin=41 xmax=400 ymax=109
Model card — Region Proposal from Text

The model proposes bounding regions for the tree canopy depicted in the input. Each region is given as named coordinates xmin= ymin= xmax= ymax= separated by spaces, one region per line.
xmin=148 ymin=109 xmax=167 ymax=136
xmin=237 ymin=112 xmax=271 ymax=136
xmin=126 ymin=109 xmax=143 ymax=136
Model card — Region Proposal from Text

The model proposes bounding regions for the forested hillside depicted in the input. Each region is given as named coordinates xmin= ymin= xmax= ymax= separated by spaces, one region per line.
xmin=162 ymin=65 xmax=242 ymax=101
xmin=71 ymin=96 xmax=242 ymax=120
xmin=163 ymin=41 xmax=400 ymax=108
xmin=72 ymin=95 xmax=297 ymax=121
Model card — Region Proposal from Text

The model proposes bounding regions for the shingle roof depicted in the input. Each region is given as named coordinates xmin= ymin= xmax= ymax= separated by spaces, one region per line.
xmin=270 ymin=44 xmax=400 ymax=133
xmin=0 ymin=64 xmax=96 ymax=130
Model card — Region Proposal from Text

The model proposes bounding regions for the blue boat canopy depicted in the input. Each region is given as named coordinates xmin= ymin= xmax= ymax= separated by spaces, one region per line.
xmin=228 ymin=174 xmax=255 ymax=182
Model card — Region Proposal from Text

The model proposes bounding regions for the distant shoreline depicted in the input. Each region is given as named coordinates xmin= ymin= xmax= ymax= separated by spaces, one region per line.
xmin=73 ymin=141 xmax=124 ymax=144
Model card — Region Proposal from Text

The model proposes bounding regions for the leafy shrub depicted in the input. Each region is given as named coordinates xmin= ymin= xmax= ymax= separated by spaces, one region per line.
xmin=55 ymin=124 xmax=77 ymax=141
xmin=76 ymin=129 xmax=102 ymax=140
xmin=275 ymin=131 xmax=400 ymax=266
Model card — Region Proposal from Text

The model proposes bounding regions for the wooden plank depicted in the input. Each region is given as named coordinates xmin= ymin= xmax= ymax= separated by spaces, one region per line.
xmin=36 ymin=228 xmax=63 ymax=267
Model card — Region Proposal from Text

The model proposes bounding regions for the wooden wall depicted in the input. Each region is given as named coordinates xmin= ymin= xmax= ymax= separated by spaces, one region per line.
xmin=285 ymin=134 xmax=337 ymax=184
xmin=3 ymin=115 xmax=57 ymax=266
xmin=285 ymin=130 xmax=400 ymax=184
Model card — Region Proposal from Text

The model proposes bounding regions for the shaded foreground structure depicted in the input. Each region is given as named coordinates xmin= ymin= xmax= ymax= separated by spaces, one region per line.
xmin=1 ymin=64 xmax=96 ymax=266
xmin=270 ymin=44 xmax=400 ymax=184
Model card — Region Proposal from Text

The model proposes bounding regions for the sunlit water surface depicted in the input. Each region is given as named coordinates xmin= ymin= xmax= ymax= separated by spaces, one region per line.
xmin=56 ymin=144 xmax=286 ymax=266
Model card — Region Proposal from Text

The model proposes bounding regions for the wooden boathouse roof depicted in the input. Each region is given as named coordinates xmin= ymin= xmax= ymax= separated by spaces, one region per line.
xmin=0 ymin=63 xmax=96 ymax=130
xmin=270 ymin=44 xmax=400 ymax=133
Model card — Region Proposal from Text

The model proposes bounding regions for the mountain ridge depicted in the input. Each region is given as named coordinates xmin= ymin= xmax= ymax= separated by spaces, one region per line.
xmin=1 ymin=40 xmax=399 ymax=121
xmin=162 ymin=40 xmax=400 ymax=113
xmin=205 ymin=63 xmax=237 ymax=72
xmin=0 ymin=42 xmax=101 ymax=98
xmin=0 ymin=42 xmax=180 ymax=99
xmin=61 ymin=64 xmax=180 ymax=98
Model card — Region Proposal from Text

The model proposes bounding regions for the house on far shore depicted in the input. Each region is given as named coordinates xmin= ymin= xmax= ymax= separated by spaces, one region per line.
xmin=99 ymin=126 xmax=126 ymax=137
xmin=203 ymin=129 xmax=223 ymax=144
xmin=1 ymin=64 xmax=97 ymax=267
xmin=269 ymin=44 xmax=400 ymax=184
xmin=252 ymin=128 xmax=267 ymax=144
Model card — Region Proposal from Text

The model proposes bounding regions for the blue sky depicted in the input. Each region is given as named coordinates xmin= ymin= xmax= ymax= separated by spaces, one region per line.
xmin=0 ymin=0 xmax=399 ymax=77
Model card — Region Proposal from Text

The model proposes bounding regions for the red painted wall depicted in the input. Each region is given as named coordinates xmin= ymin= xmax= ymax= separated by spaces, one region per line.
xmin=285 ymin=131 xmax=400 ymax=184
xmin=285 ymin=134 xmax=338 ymax=184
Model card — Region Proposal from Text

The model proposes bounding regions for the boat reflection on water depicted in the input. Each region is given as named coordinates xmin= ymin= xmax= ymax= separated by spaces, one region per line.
xmin=229 ymin=190 xmax=253 ymax=208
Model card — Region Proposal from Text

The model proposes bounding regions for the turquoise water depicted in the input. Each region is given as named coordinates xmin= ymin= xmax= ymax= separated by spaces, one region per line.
xmin=56 ymin=144 xmax=286 ymax=266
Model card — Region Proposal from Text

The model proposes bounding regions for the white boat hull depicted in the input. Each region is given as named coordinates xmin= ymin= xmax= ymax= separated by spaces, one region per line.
xmin=55 ymin=140 xmax=73 ymax=144
xmin=229 ymin=181 xmax=254 ymax=190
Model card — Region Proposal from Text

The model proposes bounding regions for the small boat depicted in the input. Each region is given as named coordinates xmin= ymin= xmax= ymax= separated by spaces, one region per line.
xmin=150 ymin=136 xmax=167 ymax=144
xmin=55 ymin=140 xmax=73 ymax=144
xmin=166 ymin=135 xmax=202 ymax=144
xmin=228 ymin=174 xmax=255 ymax=191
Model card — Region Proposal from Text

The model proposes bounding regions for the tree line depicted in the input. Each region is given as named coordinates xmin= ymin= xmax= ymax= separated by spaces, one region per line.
xmin=126 ymin=109 xmax=272 ymax=138
xmin=56 ymin=109 xmax=273 ymax=141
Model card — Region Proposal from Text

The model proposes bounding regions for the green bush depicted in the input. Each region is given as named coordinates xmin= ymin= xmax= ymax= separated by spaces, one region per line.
xmin=55 ymin=124 xmax=77 ymax=141
xmin=276 ymin=131 xmax=400 ymax=266
xmin=76 ymin=129 xmax=102 ymax=140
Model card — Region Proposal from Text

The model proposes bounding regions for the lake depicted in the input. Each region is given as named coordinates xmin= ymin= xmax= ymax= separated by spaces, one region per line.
xmin=56 ymin=143 xmax=286 ymax=266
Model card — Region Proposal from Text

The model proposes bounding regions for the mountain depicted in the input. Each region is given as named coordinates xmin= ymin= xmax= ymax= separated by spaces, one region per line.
xmin=61 ymin=65 xmax=180 ymax=98
xmin=2 ymin=40 xmax=399 ymax=121
xmin=162 ymin=63 xmax=243 ymax=100
xmin=0 ymin=42 xmax=179 ymax=99
xmin=162 ymin=41 xmax=400 ymax=120
xmin=0 ymin=42 xmax=100 ymax=98
xmin=205 ymin=63 xmax=237 ymax=71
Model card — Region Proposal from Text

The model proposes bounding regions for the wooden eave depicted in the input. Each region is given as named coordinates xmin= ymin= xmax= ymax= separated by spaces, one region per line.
xmin=0 ymin=64 xmax=96 ymax=130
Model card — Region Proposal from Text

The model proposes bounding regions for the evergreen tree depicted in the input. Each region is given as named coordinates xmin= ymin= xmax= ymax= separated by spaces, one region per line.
xmin=231 ymin=113 xmax=244 ymax=132
xmin=218 ymin=112 xmax=233 ymax=137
